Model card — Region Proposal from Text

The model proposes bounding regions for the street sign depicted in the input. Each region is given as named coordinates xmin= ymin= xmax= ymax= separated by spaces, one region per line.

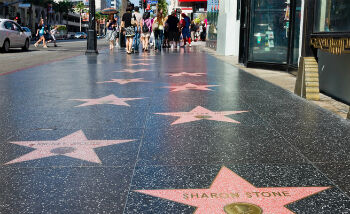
xmin=19 ymin=3 xmax=31 ymax=8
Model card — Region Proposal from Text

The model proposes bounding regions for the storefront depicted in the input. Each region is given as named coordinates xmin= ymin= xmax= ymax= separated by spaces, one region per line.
xmin=303 ymin=0 xmax=350 ymax=105
xmin=206 ymin=0 xmax=219 ymax=49
xmin=239 ymin=0 xmax=302 ymax=70
xmin=177 ymin=0 xmax=207 ymax=19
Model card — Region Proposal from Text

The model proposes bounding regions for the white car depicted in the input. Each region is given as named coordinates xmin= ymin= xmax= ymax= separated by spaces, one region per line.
xmin=0 ymin=19 xmax=30 ymax=52
xmin=21 ymin=27 xmax=32 ymax=40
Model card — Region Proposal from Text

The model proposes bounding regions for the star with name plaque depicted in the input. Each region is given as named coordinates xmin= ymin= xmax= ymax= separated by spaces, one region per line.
xmin=135 ymin=166 xmax=330 ymax=213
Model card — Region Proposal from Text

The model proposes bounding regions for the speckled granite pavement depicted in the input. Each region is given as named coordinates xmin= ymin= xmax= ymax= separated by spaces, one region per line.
xmin=0 ymin=47 xmax=349 ymax=213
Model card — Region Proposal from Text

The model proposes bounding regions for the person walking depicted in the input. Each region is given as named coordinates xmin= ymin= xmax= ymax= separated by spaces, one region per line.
xmin=121 ymin=6 xmax=135 ymax=54
xmin=50 ymin=25 xmax=58 ymax=47
xmin=114 ymin=16 xmax=120 ymax=47
xmin=152 ymin=10 xmax=165 ymax=52
xmin=141 ymin=11 xmax=152 ymax=52
xmin=190 ymin=20 xmax=196 ymax=43
xmin=106 ymin=14 xmax=117 ymax=50
xmin=163 ymin=18 xmax=170 ymax=48
xmin=180 ymin=13 xmax=191 ymax=47
xmin=166 ymin=10 xmax=180 ymax=49
xmin=200 ymin=22 xmax=206 ymax=41
xmin=34 ymin=19 xmax=47 ymax=48
xmin=133 ymin=6 xmax=142 ymax=53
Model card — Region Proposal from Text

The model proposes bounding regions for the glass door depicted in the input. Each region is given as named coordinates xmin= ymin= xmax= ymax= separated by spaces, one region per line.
xmin=248 ymin=0 xmax=290 ymax=64
xmin=238 ymin=0 xmax=250 ymax=65
xmin=289 ymin=0 xmax=302 ymax=66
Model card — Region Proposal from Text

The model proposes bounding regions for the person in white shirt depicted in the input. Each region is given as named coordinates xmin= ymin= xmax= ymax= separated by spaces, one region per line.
xmin=133 ymin=6 xmax=142 ymax=53
xmin=50 ymin=26 xmax=58 ymax=47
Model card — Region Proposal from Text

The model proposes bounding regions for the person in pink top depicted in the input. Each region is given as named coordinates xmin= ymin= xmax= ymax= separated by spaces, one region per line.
xmin=141 ymin=11 xmax=152 ymax=51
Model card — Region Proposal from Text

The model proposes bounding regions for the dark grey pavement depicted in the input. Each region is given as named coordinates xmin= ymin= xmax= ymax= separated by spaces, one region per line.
xmin=0 ymin=47 xmax=349 ymax=213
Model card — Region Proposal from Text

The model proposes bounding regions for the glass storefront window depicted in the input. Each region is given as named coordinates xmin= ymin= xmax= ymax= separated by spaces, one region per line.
xmin=291 ymin=0 xmax=302 ymax=66
xmin=207 ymin=1 xmax=219 ymax=41
xmin=314 ymin=0 xmax=350 ymax=33
xmin=248 ymin=0 xmax=291 ymax=63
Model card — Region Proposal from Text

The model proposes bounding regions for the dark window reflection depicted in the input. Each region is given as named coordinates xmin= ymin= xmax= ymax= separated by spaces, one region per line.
xmin=249 ymin=0 xmax=292 ymax=63
xmin=314 ymin=0 xmax=350 ymax=33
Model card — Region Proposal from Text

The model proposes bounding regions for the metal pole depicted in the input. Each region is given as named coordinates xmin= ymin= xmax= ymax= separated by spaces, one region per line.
xmin=86 ymin=0 xmax=98 ymax=55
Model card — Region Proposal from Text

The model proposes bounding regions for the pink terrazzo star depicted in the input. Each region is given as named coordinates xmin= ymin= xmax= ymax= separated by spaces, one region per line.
xmin=168 ymin=72 xmax=206 ymax=77
xmin=163 ymin=83 xmax=219 ymax=92
xmin=97 ymin=78 xmax=150 ymax=85
xmin=134 ymin=58 xmax=153 ymax=61
xmin=5 ymin=130 xmax=135 ymax=164
xmin=127 ymin=63 xmax=151 ymax=66
xmin=114 ymin=68 xmax=151 ymax=73
xmin=155 ymin=106 xmax=248 ymax=125
xmin=135 ymin=166 xmax=330 ymax=214
xmin=69 ymin=94 xmax=143 ymax=107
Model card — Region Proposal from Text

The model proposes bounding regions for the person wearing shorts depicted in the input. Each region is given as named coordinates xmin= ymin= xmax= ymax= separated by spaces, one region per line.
xmin=141 ymin=12 xmax=151 ymax=51
xmin=121 ymin=6 xmax=135 ymax=54
xmin=34 ymin=19 xmax=47 ymax=48
xmin=181 ymin=13 xmax=191 ymax=47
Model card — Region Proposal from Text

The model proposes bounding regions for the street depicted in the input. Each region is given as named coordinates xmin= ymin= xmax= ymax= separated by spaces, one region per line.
xmin=0 ymin=39 xmax=108 ymax=74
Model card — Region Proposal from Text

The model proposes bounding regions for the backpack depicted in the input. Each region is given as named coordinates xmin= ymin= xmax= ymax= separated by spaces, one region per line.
xmin=142 ymin=19 xmax=150 ymax=33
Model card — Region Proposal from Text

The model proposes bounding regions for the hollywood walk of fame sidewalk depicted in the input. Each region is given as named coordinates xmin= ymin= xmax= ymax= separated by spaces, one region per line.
xmin=0 ymin=47 xmax=349 ymax=213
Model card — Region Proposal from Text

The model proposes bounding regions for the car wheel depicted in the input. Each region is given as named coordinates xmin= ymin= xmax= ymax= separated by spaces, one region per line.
xmin=2 ymin=40 xmax=10 ymax=53
xmin=22 ymin=39 xmax=29 ymax=51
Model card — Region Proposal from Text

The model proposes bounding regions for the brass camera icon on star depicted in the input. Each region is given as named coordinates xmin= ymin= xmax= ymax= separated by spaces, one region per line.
xmin=224 ymin=202 xmax=262 ymax=214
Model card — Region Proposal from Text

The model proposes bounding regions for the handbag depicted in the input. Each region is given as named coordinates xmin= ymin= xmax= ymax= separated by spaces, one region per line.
xmin=152 ymin=18 xmax=159 ymax=30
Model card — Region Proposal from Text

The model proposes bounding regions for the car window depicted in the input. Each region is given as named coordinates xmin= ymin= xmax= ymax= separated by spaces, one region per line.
xmin=4 ymin=22 xmax=13 ymax=30
xmin=13 ymin=22 xmax=22 ymax=32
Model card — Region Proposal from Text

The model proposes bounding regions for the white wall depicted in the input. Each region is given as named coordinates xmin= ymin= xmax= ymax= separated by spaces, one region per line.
xmin=216 ymin=0 xmax=240 ymax=57
xmin=232 ymin=0 xmax=240 ymax=58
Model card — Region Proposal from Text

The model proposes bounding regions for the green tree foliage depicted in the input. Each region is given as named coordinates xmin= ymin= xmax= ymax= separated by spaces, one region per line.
xmin=96 ymin=11 xmax=108 ymax=21
xmin=157 ymin=0 xmax=168 ymax=16
xmin=75 ymin=2 xmax=86 ymax=14
xmin=54 ymin=0 xmax=74 ymax=14
xmin=24 ymin=0 xmax=73 ymax=14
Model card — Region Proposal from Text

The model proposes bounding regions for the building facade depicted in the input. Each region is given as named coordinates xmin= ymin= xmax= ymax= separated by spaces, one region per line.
xmin=168 ymin=0 xmax=207 ymax=18
xmin=95 ymin=0 xmax=110 ymax=11
xmin=110 ymin=0 xmax=121 ymax=10
xmin=211 ymin=0 xmax=350 ymax=108
xmin=209 ymin=0 xmax=303 ymax=71
xmin=302 ymin=0 xmax=350 ymax=105
xmin=0 ymin=0 xmax=63 ymax=32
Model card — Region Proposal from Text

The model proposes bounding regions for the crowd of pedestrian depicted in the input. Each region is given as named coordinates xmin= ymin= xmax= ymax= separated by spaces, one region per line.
xmin=31 ymin=6 xmax=207 ymax=52
xmin=33 ymin=18 xmax=58 ymax=49
xmin=106 ymin=6 xmax=207 ymax=53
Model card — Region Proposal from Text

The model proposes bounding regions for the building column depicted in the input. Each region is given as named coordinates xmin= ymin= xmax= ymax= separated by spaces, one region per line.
xmin=216 ymin=0 xmax=236 ymax=56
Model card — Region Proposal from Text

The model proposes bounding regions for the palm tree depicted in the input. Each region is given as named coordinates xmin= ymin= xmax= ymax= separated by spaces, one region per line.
xmin=75 ymin=2 xmax=85 ymax=32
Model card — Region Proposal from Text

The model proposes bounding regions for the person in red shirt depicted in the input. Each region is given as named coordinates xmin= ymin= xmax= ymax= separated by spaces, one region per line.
xmin=180 ymin=13 xmax=191 ymax=47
